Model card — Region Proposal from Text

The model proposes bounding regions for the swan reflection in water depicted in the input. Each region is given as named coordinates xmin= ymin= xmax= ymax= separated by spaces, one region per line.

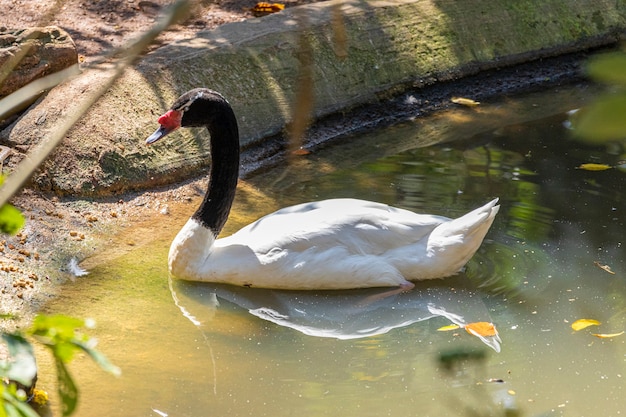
xmin=169 ymin=277 xmax=502 ymax=352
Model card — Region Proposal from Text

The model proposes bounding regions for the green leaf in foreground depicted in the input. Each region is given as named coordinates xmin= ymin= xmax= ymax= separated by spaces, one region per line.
xmin=27 ymin=314 xmax=121 ymax=416
xmin=1 ymin=384 xmax=41 ymax=417
xmin=72 ymin=339 xmax=121 ymax=377
xmin=54 ymin=358 xmax=78 ymax=417
xmin=0 ymin=204 xmax=24 ymax=236
xmin=587 ymin=52 xmax=626 ymax=86
xmin=0 ymin=334 xmax=37 ymax=387
xmin=573 ymin=93 xmax=626 ymax=142
xmin=29 ymin=315 xmax=85 ymax=362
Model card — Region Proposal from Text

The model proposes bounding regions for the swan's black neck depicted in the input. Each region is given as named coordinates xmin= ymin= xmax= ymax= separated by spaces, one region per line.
xmin=179 ymin=89 xmax=240 ymax=236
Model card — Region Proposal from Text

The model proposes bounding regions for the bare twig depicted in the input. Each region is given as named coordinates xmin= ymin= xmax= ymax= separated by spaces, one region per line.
xmin=287 ymin=11 xmax=315 ymax=155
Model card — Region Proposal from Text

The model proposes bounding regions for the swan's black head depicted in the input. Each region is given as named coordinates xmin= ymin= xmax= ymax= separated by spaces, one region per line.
xmin=146 ymin=88 xmax=232 ymax=144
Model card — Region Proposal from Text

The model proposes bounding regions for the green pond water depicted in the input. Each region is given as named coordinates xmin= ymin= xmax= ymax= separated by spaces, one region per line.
xmin=39 ymin=82 xmax=626 ymax=416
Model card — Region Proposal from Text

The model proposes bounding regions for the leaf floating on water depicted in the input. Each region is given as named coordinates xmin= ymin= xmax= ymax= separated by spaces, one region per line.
xmin=352 ymin=371 xmax=389 ymax=382
xmin=576 ymin=163 xmax=612 ymax=171
xmin=571 ymin=318 xmax=601 ymax=331
xmin=594 ymin=261 xmax=616 ymax=275
xmin=291 ymin=148 xmax=311 ymax=156
xmin=591 ymin=331 xmax=625 ymax=339
xmin=451 ymin=97 xmax=480 ymax=107
xmin=437 ymin=324 xmax=461 ymax=332
xmin=465 ymin=322 xmax=498 ymax=337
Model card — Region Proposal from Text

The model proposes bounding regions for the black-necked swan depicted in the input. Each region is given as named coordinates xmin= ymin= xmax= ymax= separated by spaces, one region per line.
xmin=146 ymin=88 xmax=499 ymax=290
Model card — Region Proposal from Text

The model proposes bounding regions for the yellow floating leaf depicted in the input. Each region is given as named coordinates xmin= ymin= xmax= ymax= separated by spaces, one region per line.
xmin=437 ymin=324 xmax=460 ymax=332
xmin=571 ymin=318 xmax=601 ymax=331
xmin=576 ymin=163 xmax=612 ymax=171
xmin=465 ymin=322 xmax=498 ymax=337
xmin=591 ymin=331 xmax=625 ymax=339
xmin=451 ymin=97 xmax=480 ymax=107
xmin=594 ymin=261 xmax=616 ymax=274
xmin=352 ymin=371 xmax=389 ymax=381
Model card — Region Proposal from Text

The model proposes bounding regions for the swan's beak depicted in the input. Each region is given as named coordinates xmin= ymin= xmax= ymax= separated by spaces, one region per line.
xmin=146 ymin=125 xmax=175 ymax=145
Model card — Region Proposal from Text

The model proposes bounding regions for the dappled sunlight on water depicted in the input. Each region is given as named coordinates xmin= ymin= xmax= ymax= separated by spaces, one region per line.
xmin=38 ymin=83 xmax=626 ymax=417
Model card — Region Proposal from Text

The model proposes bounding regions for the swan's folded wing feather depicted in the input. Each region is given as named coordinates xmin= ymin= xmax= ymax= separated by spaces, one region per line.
xmin=222 ymin=198 xmax=449 ymax=256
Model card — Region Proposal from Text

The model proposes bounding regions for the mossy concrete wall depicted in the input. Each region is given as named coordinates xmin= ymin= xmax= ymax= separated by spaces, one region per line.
xmin=2 ymin=0 xmax=625 ymax=195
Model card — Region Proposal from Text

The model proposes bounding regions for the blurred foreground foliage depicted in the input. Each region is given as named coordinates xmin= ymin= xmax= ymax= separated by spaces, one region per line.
xmin=0 ymin=176 xmax=24 ymax=236
xmin=572 ymin=50 xmax=626 ymax=143
xmin=2 ymin=314 xmax=120 ymax=417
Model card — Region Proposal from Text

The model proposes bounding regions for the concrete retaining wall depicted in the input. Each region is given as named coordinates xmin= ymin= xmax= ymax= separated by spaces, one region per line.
xmin=2 ymin=0 xmax=625 ymax=195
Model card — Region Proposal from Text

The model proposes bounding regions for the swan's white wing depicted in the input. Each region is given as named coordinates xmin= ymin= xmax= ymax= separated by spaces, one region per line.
xmin=221 ymin=198 xmax=450 ymax=256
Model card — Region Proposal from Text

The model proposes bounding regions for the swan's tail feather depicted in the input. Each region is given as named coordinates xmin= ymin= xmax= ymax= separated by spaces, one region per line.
xmin=437 ymin=198 xmax=499 ymax=238
xmin=417 ymin=199 xmax=499 ymax=279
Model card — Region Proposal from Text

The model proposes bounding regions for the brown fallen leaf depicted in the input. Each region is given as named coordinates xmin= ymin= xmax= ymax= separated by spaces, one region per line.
xmin=594 ymin=261 xmax=616 ymax=275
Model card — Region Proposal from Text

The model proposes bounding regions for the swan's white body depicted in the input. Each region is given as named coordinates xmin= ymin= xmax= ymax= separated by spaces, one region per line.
xmin=147 ymin=89 xmax=499 ymax=290
xmin=169 ymin=198 xmax=499 ymax=289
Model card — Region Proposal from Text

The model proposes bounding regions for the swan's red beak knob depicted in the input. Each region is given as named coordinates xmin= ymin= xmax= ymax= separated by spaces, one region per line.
xmin=146 ymin=109 xmax=182 ymax=144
